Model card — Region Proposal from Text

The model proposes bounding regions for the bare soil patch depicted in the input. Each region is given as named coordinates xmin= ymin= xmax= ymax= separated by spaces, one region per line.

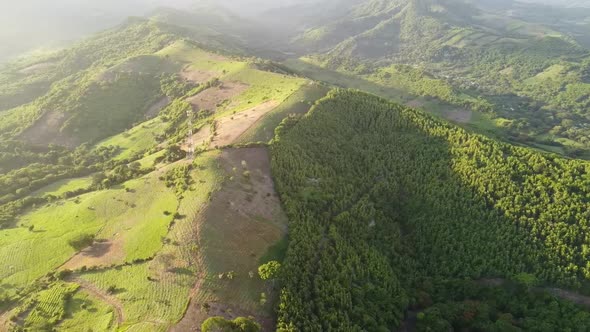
xmin=171 ymin=148 xmax=287 ymax=332
xmin=210 ymin=100 xmax=279 ymax=148
xmin=181 ymin=66 xmax=219 ymax=84
xmin=145 ymin=97 xmax=170 ymax=119
xmin=186 ymin=82 xmax=249 ymax=113
xmin=61 ymin=238 xmax=125 ymax=270
xmin=444 ymin=109 xmax=472 ymax=123
xmin=19 ymin=110 xmax=78 ymax=147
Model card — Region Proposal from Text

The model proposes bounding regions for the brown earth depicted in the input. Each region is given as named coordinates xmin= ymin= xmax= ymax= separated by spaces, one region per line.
xmin=181 ymin=66 xmax=219 ymax=84
xmin=60 ymin=238 xmax=125 ymax=271
xmin=186 ymin=82 xmax=249 ymax=113
xmin=171 ymin=148 xmax=288 ymax=332
xmin=210 ymin=100 xmax=279 ymax=148
xmin=19 ymin=110 xmax=78 ymax=147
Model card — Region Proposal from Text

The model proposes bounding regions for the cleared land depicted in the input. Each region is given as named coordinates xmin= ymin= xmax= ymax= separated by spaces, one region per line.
xmin=186 ymin=82 xmax=249 ymax=113
xmin=19 ymin=110 xmax=76 ymax=147
xmin=173 ymin=147 xmax=288 ymax=331
xmin=211 ymin=100 xmax=279 ymax=148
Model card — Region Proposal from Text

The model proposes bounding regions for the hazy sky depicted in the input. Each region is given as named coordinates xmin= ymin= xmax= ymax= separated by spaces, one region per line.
xmin=0 ymin=0 xmax=197 ymax=61
xmin=0 ymin=0 xmax=586 ymax=62
xmin=0 ymin=0 xmax=317 ymax=56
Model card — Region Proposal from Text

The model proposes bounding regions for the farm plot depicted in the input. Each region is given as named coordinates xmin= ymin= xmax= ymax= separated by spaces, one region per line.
xmin=71 ymin=152 xmax=223 ymax=330
xmin=186 ymin=81 xmax=249 ymax=113
xmin=62 ymin=172 xmax=178 ymax=270
xmin=173 ymin=147 xmax=288 ymax=331
xmin=0 ymin=168 xmax=178 ymax=298
xmin=58 ymin=288 xmax=116 ymax=331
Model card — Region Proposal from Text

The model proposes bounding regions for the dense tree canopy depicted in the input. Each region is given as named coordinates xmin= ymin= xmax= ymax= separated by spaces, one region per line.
xmin=271 ymin=89 xmax=590 ymax=331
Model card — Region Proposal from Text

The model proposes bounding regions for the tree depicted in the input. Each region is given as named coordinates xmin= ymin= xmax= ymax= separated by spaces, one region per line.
xmin=258 ymin=261 xmax=281 ymax=281
xmin=68 ymin=234 xmax=95 ymax=251
xmin=201 ymin=316 xmax=261 ymax=332
xmin=162 ymin=145 xmax=186 ymax=163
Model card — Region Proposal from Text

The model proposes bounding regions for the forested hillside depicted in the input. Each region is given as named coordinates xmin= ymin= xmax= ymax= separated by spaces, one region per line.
xmin=271 ymin=90 xmax=590 ymax=330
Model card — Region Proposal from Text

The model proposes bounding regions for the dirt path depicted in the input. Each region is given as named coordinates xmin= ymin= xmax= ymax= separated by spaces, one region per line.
xmin=70 ymin=276 xmax=124 ymax=325
xmin=547 ymin=288 xmax=590 ymax=307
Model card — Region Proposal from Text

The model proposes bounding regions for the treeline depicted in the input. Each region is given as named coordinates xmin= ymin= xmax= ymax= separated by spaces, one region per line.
xmin=0 ymin=144 xmax=118 ymax=204
xmin=270 ymin=90 xmax=590 ymax=330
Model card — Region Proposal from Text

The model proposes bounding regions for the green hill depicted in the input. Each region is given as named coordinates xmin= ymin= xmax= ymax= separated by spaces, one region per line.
xmin=272 ymin=89 xmax=590 ymax=331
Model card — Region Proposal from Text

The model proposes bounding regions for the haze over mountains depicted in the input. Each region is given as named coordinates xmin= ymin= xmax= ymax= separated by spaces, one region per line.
xmin=2 ymin=0 xmax=588 ymax=62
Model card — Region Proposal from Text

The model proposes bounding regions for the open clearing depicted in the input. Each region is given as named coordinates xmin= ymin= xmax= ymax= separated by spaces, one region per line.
xmin=186 ymin=82 xmax=249 ymax=113
xmin=31 ymin=176 xmax=93 ymax=198
xmin=173 ymin=147 xmax=288 ymax=331
xmin=19 ymin=110 xmax=77 ymax=147
xmin=181 ymin=66 xmax=219 ymax=83
xmin=444 ymin=109 xmax=473 ymax=123
xmin=96 ymin=116 xmax=168 ymax=161
xmin=211 ymin=100 xmax=279 ymax=148
xmin=238 ymin=83 xmax=330 ymax=143
xmin=61 ymin=238 xmax=125 ymax=271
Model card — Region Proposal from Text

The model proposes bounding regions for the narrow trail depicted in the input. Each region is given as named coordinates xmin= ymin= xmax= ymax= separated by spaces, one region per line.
xmin=70 ymin=277 xmax=124 ymax=325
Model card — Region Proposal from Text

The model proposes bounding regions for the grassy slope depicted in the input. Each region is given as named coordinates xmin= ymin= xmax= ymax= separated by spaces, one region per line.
xmin=0 ymin=170 xmax=177 ymax=296
xmin=78 ymin=151 xmax=223 ymax=330
xmin=31 ymin=176 xmax=94 ymax=198
xmin=237 ymin=83 xmax=331 ymax=143
xmin=58 ymin=289 xmax=115 ymax=331
xmin=95 ymin=115 xmax=167 ymax=162
xmin=1 ymin=24 xmax=309 ymax=331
